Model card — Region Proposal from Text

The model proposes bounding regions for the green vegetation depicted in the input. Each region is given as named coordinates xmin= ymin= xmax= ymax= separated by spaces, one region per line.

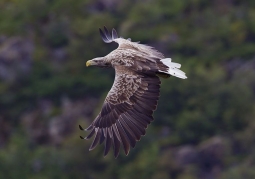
xmin=0 ymin=0 xmax=255 ymax=178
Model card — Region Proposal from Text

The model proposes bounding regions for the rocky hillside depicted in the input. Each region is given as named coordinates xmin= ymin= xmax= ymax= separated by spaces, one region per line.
xmin=0 ymin=0 xmax=255 ymax=179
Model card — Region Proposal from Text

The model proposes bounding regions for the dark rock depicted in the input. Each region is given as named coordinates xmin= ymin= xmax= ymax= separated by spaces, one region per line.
xmin=0 ymin=117 xmax=11 ymax=147
xmin=0 ymin=37 xmax=34 ymax=82
xmin=21 ymin=110 xmax=49 ymax=145
xmin=174 ymin=145 xmax=198 ymax=167
xmin=197 ymin=137 xmax=227 ymax=178
xmin=21 ymin=97 xmax=98 ymax=145
xmin=48 ymin=97 xmax=98 ymax=145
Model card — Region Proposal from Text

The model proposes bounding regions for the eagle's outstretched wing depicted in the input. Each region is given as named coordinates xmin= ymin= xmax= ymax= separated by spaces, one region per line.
xmin=80 ymin=66 xmax=161 ymax=158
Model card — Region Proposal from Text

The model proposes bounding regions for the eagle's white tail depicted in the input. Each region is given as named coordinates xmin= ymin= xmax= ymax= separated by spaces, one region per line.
xmin=160 ymin=58 xmax=187 ymax=79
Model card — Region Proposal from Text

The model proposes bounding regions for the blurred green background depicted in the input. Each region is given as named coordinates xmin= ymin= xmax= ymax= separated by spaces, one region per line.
xmin=0 ymin=0 xmax=255 ymax=178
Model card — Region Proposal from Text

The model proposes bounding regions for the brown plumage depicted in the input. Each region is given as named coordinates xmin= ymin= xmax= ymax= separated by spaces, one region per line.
xmin=80 ymin=27 xmax=187 ymax=158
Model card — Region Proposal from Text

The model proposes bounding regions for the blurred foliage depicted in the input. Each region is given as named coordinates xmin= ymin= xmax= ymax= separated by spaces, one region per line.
xmin=0 ymin=0 xmax=255 ymax=178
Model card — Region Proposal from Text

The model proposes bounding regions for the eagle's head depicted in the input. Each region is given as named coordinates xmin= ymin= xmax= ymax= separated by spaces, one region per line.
xmin=86 ymin=57 xmax=111 ymax=68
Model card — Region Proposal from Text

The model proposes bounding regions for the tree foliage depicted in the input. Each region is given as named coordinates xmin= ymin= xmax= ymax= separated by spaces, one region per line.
xmin=0 ymin=0 xmax=255 ymax=178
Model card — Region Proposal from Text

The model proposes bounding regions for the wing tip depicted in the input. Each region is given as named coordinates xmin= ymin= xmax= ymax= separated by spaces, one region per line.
xmin=124 ymin=150 xmax=130 ymax=156
xmin=99 ymin=26 xmax=119 ymax=43
xmin=114 ymin=152 xmax=120 ymax=158
xmin=112 ymin=28 xmax=118 ymax=39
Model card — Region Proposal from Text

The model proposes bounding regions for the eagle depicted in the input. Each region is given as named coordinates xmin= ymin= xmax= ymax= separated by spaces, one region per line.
xmin=79 ymin=27 xmax=187 ymax=158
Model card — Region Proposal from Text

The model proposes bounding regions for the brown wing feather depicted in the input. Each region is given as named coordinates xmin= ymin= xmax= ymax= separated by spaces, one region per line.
xmin=84 ymin=67 xmax=161 ymax=158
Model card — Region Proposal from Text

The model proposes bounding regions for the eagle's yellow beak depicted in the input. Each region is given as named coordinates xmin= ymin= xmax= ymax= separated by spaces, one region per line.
xmin=86 ymin=60 xmax=92 ymax=67
xmin=86 ymin=59 xmax=100 ymax=67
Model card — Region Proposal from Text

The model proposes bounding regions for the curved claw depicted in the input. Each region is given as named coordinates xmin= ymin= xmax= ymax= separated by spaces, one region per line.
xmin=79 ymin=125 xmax=85 ymax=131
xmin=80 ymin=136 xmax=85 ymax=139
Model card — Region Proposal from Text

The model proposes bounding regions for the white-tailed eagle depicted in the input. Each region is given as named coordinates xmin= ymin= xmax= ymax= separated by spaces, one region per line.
xmin=79 ymin=27 xmax=187 ymax=158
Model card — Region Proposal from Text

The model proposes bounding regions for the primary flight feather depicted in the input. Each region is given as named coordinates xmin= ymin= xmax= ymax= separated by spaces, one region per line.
xmin=79 ymin=27 xmax=187 ymax=158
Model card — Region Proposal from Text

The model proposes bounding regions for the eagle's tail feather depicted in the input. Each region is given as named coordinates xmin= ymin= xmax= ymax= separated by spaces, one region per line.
xmin=159 ymin=58 xmax=187 ymax=79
